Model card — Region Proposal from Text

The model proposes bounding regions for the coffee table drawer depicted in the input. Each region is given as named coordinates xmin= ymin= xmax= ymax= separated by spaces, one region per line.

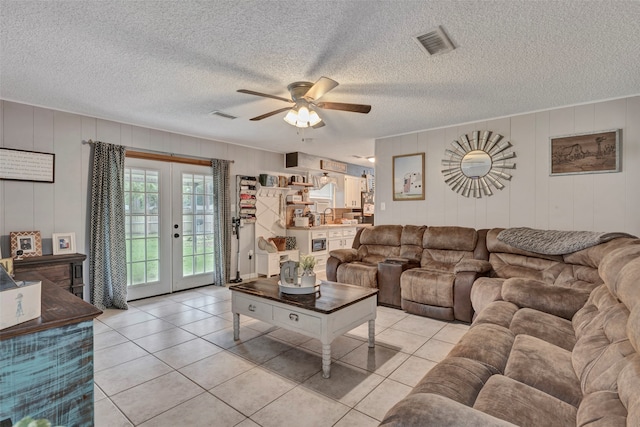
xmin=234 ymin=295 xmax=272 ymax=322
xmin=273 ymin=306 xmax=321 ymax=335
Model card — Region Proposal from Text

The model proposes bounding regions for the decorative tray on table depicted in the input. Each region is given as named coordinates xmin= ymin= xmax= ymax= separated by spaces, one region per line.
xmin=278 ymin=279 xmax=321 ymax=295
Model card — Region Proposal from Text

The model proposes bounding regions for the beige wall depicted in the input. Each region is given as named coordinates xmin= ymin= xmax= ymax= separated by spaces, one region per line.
xmin=0 ymin=100 xmax=286 ymax=283
xmin=375 ymin=96 xmax=640 ymax=236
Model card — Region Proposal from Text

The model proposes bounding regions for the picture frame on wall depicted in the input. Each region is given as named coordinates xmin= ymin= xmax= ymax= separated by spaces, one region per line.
xmin=549 ymin=129 xmax=621 ymax=176
xmin=392 ymin=153 xmax=425 ymax=201
xmin=52 ymin=232 xmax=76 ymax=255
xmin=0 ymin=147 xmax=55 ymax=183
xmin=10 ymin=231 xmax=43 ymax=258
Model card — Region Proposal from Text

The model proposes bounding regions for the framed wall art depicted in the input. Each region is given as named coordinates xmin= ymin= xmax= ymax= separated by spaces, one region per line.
xmin=10 ymin=231 xmax=43 ymax=258
xmin=393 ymin=153 xmax=425 ymax=201
xmin=550 ymin=129 xmax=621 ymax=176
xmin=52 ymin=232 xmax=76 ymax=255
xmin=0 ymin=148 xmax=55 ymax=183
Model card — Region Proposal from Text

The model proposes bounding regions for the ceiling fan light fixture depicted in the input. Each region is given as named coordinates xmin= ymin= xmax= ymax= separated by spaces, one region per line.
xmin=283 ymin=108 xmax=298 ymax=126
xmin=297 ymin=105 xmax=310 ymax=122
xmin=308 ymin=110 xmax=321 ymax=126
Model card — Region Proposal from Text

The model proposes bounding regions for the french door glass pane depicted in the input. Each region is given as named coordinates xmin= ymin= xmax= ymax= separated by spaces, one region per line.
xmin=181 ymin=172 xmax=215 ymax=277
xmin=125 ymin=168 xmax=160 ymax=286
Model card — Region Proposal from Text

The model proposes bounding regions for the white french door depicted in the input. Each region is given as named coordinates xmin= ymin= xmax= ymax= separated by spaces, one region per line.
xmin=124 ymin=159 xmax=215 ymax=300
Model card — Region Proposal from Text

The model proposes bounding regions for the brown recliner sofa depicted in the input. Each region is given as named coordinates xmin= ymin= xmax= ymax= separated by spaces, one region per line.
xmin=381 ymin=242 xmax=640 ymax=426
xmin=326 ymin=225 xmax=423 ymax=292
xmin=327 ymin=225 xmax=490 ymax=322
xmin=400 ymin=226 xmax=490 ymax=323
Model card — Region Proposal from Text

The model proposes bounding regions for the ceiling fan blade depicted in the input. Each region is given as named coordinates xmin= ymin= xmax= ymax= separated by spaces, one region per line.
xmin=237 ymin=89 xmax=293 ymax=104
xmin=316 ymin=102 xmax=371 ymax=114
xmin=303 ymin=76 xmax=339 ymax=101
xmin=249 ymin=107 xmax=292 ymax=121
xmin=312 ymin=121 xmax=326 ymax=129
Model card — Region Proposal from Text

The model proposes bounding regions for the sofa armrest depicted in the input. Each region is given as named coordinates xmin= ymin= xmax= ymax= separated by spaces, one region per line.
xmin=380 ymin=393 xmax=517 ymax=427
xmin=501 ymin=278 xmax=592 ymax=320
xmin=328 ymin=248 xmax=358 ymax=263
xmin=455 ymin=259 xmax=492 ymax=274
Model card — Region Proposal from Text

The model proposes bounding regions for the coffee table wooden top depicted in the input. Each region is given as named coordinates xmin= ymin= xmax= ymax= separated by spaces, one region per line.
xmin=230 ymin=279 xmax=378 ymax=314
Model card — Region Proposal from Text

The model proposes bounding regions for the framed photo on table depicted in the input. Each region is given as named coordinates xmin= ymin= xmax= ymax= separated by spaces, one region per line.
xmin=10 ymin=231 xmax=42 ymax=258
xmin=392 ymin=153 xmax=425 ymax=201
xmin=52 ymin=232 xmax=76 ymax=255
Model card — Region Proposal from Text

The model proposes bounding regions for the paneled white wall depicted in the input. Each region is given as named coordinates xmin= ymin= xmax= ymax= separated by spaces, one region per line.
xmin=0 ymin=100 xmax=286 ymax=288
xmin=375 ymin=96 xmax=640 ymax=236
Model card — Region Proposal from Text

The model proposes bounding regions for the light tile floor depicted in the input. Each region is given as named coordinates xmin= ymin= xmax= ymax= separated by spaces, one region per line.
xmin=93 ymin=281 xmax=469 ymax=426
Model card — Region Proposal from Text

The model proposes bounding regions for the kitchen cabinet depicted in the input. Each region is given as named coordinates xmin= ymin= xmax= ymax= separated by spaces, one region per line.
xmin=327 ymin=227 xmax=357 ymax=252
xmin=286 ymin=229 xmax=328 ymax=273
xmin=336 ymin=176 xmax=366 ymax=209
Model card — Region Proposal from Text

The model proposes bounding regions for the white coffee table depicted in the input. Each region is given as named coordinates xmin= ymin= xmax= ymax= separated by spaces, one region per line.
xmin=230 ymin=279 xmax=378 ymax=378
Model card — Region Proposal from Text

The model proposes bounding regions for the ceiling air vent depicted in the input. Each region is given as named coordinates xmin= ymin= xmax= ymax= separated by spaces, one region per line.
xmin=209 ymin=110 xmax=237 ymax=120
xmin=414 ymin=26 xmax=455 ymax=56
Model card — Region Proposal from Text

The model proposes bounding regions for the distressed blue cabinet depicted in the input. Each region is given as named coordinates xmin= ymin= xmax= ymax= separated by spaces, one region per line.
xmin=0 ymin=275 xmax=101 ymax=426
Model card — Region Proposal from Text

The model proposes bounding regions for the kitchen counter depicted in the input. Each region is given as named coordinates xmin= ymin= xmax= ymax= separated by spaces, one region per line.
xmin=288 ymin=223 xmax=372 ymax=231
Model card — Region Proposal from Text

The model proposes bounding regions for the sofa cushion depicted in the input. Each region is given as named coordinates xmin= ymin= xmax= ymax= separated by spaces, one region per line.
xmin=489 ymin=252 xmax=566 ymax=282
xmin=447 ymin=323 xmax=515 ymax=374
xmin=505 ymin=334 xmax=582 ymax=406
xmin=510 ymin=308 xmax=576 ymax=351
xmin=472 ymin=300 xmax=518 ymax=330
xmin=564 ymin=237 xmax=640 ymax=269
xmin=470 ymin=277 xmax=505 ymax=315
xmin=401 ymin=269 xmax=455 ymax=307
xmin=424 ymin=226 xmax=478 ymax=251
xmin=572 ymin=302 xmax=635 ymax=395
xmin=577 ymin=391 xmax=627 ymax=427
xmin=381 ymin=393 xmax=516 ymax=427
xmin=336 ymin=262 xmax=378 ymax=288
xmin=411 ymin=356 xmax=495 ymax=406
xmin=399 ymin=225 xmax=425 ymax=263
xmin=502 ymin=278 xmax=592 ymax=320
xmin=617 ymin=354 xmax=640 ymax=426
xmin=473 ymin=375 xmax=578 ymax=427
xmin=420 ymin=226 xmax=477 ymax=271
xmin=358 ymin=224 xmax=402 ymax=246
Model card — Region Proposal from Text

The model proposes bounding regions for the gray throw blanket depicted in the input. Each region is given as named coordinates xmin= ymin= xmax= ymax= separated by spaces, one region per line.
xmin=497 ymin=227 xmax=637 ymax=255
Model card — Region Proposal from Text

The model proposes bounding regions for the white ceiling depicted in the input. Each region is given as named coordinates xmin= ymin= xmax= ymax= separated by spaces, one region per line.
xmin=2 ymin=1 xmax=639 ymax=167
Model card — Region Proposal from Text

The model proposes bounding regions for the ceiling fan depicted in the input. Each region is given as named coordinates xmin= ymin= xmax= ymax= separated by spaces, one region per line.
xmin=237 ymin=76 xmax=371 ymax=129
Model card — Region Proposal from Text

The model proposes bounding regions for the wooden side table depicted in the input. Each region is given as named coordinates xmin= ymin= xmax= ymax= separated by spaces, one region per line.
xmin=13 ymin=253 xmax=87 ymax=299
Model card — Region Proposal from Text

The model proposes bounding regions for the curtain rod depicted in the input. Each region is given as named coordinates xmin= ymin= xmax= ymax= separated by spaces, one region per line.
xmin=82 ymin=139 xmax=234 ymax=163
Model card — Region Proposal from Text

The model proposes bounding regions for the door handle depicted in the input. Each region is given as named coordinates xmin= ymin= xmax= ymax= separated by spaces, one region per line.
xmin=289 ymin=313 xmax=299 ymax=322
xmin=174 ymin=233 xmax=180 ymax=238
xmin=248 ymin=304 xmax=256 ymax=312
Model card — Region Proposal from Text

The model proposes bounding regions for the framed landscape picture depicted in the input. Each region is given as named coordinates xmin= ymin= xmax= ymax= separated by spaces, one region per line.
xmin=393 ymin=153 xmax=425 ymax=201
xmin=550 ymin=129 xmax=621 ymax=176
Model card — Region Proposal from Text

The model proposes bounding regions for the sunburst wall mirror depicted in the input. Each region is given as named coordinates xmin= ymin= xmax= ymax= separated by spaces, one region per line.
xmin=441 ymin=131 xmax=516 ymax=198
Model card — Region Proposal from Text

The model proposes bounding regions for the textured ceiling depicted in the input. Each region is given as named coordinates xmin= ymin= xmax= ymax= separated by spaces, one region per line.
xmin=1 ymin=1 xmax=639 ymax=166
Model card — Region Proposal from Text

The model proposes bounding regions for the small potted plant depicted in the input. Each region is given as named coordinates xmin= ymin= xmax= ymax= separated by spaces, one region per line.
xmin=298 ymin=254 xmax=317 ymax=286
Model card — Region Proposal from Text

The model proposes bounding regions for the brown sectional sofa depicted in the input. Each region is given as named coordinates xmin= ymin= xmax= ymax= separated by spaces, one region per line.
xmin=380 ymin=241 xmax=640 ymax=426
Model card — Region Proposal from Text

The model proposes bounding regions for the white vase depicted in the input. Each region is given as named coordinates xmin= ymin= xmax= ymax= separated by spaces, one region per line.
xmin=300 ymin=270 xmax=316 ymax=286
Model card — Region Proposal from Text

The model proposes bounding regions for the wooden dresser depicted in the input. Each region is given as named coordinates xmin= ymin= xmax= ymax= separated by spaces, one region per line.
xmin=13 ymin=253 xmax=86 ymax=299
